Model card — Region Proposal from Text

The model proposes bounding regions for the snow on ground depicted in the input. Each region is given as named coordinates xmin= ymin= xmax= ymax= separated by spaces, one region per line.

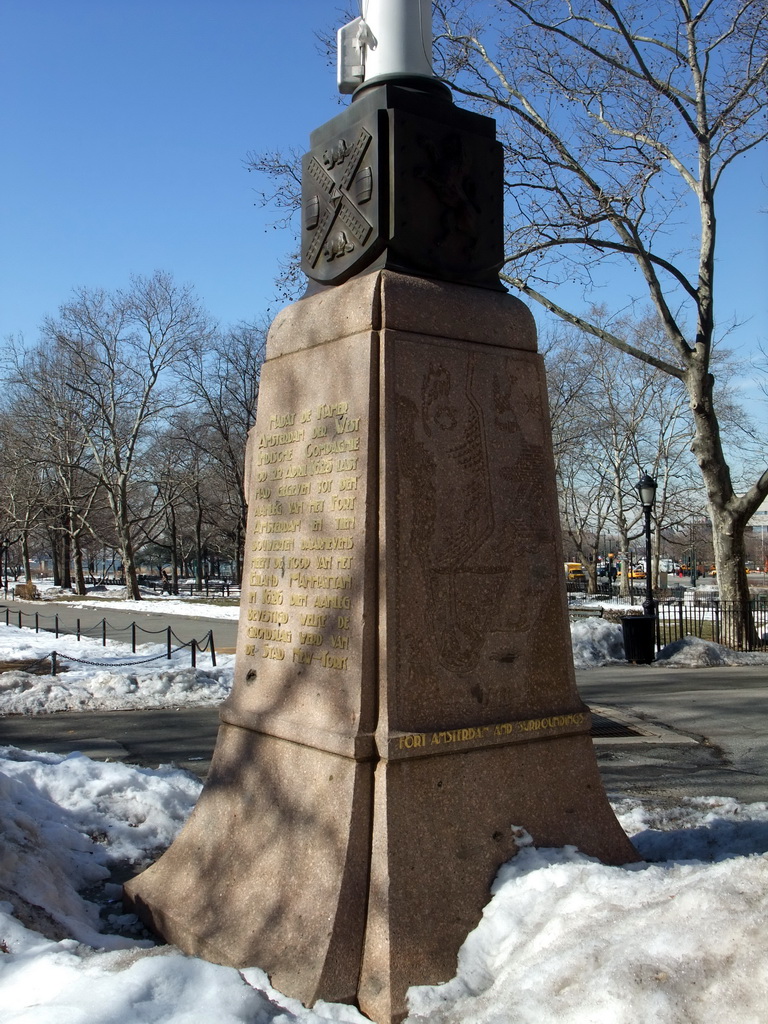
xmin=2 ymin=744 xmax=768 ymax=1024
xmin=570 ymin=615 xmax=768 ymax=668
xmin=0 ymin=625 xmax=233 ymax=714
xmin=32 ymin=580 xmax=241 ymax=620
xmin=62 ymin=596 xmax=241 ymax=620
xmin=2 ymin=602 xmax=768 ymax=1021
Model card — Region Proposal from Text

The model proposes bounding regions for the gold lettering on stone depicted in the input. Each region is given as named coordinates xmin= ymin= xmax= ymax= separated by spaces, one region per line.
xmin=315 ymin=595 xmax=351 ymax=609
xmin=262 ymin=646 xmax=285 ymax=660
xmin=257 ymin=450 xmax=293 ymax=465
xmin=277 ymin=482 xmax=310 ymax=497
xmin=250 ymin=573 xmax=278 ymax=587
xmin=246 ymin=400 xmax=364 ymax=673
xmin=399 ymin=733 xmax=427 ymax=750
xmin=259 ymin=429 xmax=305 ymax=449
xmin=317 ymin=402 xmax=348 ymax=419
xmin=321 ymin=652 xmax=348 ymax=670
xmin=300 ymin=613 xmax=327 ymax=627
xmin=289 ymin=573 xmax=352 ymax=590
xmin=301 ymin=537 xmax=353 ymax=550
xmin=247 ymin=625 xmax=293 ymax=643
xmin=299 ymin=632 xmax=323 ymax=646
xmin=248 ymin=608 xmax=289 ymax=624
xmin=270 ymin=413 xmax=296 ymax=429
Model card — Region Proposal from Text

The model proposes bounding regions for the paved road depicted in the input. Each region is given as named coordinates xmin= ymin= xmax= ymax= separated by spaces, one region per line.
xmin=2 ymin=662 xmax=768 ymax=802
xmin=1 ymin=597 xmax=239 ymax=653
xmin=577 ymin=663 xmax=768 ymax=804
xmin=0 ymin=706 xmax=221 ymax=779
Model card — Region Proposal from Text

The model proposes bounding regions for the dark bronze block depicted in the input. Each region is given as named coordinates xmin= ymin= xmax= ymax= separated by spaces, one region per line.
xmin=301 ymin=81 xmax=504 ymax=290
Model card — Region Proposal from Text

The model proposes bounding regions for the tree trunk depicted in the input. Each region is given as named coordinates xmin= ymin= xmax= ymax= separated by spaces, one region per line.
xmin=73 ymin=533 xmax=87 ymax=596
xmin=709 ymin=507 xmax=757 ymax=648
xmin=234 ymin=517 xmax=243 ymax=587
xmin=50 ymin=530 xmax=62 ymax=587
xmin=687 ymin=363 xmax=760 ymax=646
xmin=62 ymin=533 xmax=72 ymax=590
xmin=22 ymin=532 xmax=32 ymax=583
xmin=169 ymin=505 xmax=179 ymax=595
xmin=195 ymin=497 xmax=204 ymax=590
xmin=112 ymin=477 xmax=141 ymax=600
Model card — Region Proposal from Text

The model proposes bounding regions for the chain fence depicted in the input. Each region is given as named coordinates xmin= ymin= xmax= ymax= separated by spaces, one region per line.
xmin=1 ymin=604 xmax=217 ymax=670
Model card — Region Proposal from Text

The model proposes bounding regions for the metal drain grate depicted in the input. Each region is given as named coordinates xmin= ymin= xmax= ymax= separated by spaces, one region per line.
xmin=590 ymin=712 xmax=643 ymax=738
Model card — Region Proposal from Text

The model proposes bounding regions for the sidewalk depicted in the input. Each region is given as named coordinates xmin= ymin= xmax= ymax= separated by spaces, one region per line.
xmin=576 ymin=663 xmax=768 ymax=804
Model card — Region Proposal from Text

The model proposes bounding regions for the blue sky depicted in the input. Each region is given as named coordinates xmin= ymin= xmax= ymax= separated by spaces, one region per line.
xmin=1 ymin=0 xmax=766 ymax=376
xmin=0 ymin=0 xmax=342 ymax=339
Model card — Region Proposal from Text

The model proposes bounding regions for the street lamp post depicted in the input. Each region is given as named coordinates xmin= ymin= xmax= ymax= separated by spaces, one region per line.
xmin=637 ymin=472 xmax=658 ymax=618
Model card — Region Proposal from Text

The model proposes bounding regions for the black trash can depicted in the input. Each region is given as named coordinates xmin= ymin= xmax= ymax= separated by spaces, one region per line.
xmin=621 ymin=615 xmax=656 ymax=664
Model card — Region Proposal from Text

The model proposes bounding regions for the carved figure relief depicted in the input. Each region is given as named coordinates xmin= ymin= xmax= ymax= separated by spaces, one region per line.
xmin=413 ymin=132 xmax=480 ymax=254
xmin=395 ymin=346 xmax=559 ymax=710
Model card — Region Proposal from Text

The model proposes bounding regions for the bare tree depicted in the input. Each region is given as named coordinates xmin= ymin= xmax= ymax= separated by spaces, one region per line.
xmin=179 ymin=321 xmax=266 ymax=583
xmin=434 ymin=0 xmax=768 ymax=640
xmin=35 ymin=271 xmax=212 ymax=598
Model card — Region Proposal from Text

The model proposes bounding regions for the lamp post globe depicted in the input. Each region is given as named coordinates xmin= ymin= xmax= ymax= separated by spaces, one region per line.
xmin=636 ymin=472 xmax=657 ymax=618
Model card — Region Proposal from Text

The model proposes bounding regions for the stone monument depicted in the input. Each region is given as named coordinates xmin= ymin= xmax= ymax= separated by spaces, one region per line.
xmin=124 ymin=3 xmax=639 ymax=1022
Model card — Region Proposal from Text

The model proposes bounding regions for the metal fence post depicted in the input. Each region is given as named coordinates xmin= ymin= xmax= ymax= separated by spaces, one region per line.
xmin=131 ymin=622 xmax=136 ymax=653
xmin=191 ymin=638 xmax=197 ymax=667
xmin=209 ymin=630 xmax=216 ymax=667
xmin=51 ymin=651 xmax=57 ymax=676
xmin=102 ymin=619 xmax=107 ymax=646
xmin=55 ymin=614 xmax=59 ymax=638
xmin=167 ymin=627 xmax=172 ymax=659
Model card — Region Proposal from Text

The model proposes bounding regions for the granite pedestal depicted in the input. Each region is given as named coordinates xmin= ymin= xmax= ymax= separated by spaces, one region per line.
xmin=124 ymin=270 xmax=638 ymax=1024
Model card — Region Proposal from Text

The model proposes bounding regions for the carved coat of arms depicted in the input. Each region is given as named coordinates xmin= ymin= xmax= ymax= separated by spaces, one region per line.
xmin=301 ymin=112 xmax=384 ymax=286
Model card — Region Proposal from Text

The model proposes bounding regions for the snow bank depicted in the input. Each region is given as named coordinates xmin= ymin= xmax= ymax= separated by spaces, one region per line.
xmin=0 ymin=624 xmax=233 ymax=714
xmin=3 ymin=746 xmax=768 ymax=1023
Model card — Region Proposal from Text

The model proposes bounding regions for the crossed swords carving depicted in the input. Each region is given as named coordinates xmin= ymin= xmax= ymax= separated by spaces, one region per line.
xmin=304 ymin=128 xmax=374 ymax=267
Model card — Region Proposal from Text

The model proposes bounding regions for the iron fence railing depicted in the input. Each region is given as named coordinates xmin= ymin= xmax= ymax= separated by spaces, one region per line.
xmin=565 ymin=588 xmax=768 ymax=652
xmin=655 ymin=597 xmax=768 ymax=653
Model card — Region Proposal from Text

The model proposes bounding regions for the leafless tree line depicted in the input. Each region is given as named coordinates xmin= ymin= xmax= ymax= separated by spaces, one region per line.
xmin=0 ymin=271 xmax=266 ymax=599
